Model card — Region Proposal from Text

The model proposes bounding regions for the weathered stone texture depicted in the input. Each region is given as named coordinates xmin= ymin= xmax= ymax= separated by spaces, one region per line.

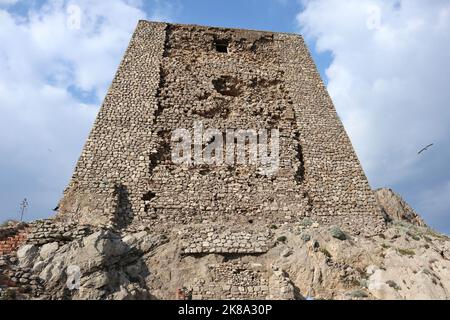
xmin=181 ymin=226 xmax=271 ymax=254
xmin=25 ymin=219 xmax=92 ymax=246
xmin=57 ymin=21 xmax=384 ymax=235
xmin=187 ymin=262 xmax=299 ymax=300
xmin=375 ymin=188 xmax=426 ymax=227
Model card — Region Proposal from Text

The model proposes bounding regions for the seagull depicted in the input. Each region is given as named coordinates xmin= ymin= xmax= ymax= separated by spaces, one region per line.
xmin=418 ymin=143 xmax=434 ymax=155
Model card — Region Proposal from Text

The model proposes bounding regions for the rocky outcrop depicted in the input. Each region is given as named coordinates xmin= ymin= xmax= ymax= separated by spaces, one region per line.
xmin=1 ymin=217 xmax=449 ymax=300
xmin=1 ymin=189 xmax=449 ymax=300
xmin=375 ymin=188 xmax=426 ymax=227
xmin=1 ymin=229 xmax=168 ymax=300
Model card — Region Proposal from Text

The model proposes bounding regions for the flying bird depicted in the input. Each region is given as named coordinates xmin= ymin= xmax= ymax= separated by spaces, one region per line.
xmin=418 ymin=143 xmax=434 ymax=155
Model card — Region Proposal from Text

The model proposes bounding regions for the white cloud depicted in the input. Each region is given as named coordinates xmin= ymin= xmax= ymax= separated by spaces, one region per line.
xmin=0 ymin=0 xmax=19 ymax=5
xmin=0 ymin=0 xmax=174 ymax=221
xmin=297 ymin=0 xmax=450 ymax=233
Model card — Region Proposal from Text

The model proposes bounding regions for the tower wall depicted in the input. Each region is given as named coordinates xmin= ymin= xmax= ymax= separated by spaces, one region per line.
xmin=58 ymin=21 xmax=384 ymax=235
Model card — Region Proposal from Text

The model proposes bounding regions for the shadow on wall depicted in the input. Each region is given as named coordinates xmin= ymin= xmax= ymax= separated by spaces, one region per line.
xmin=57 ymin=231 xmax=156 ymax=300
xmin=113 ymin=184 xmax=133 ymax=230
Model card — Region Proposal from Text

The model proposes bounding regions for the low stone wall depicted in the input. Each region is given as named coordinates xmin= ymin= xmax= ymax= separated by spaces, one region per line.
xmin=190 ymin=262 xmax=270 ymax=300
xmin=186 ymin=262 xmax=298 ymax=300
xmin=26 ymin=219 xmax=92 ymax=246
xmin=181 ymin=226 xmax=272 ymax=254
xmin=0 ymin=219 xmax=93 ymax=299
xmin=0 ymin=219 xmax=93 ymax=256
xmin=267 ymin=266 xmax=298 ymax=300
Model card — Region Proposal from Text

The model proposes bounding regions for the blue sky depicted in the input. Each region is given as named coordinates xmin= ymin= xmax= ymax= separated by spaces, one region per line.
xmin=0 ymin=0 xmax=449 ymax=234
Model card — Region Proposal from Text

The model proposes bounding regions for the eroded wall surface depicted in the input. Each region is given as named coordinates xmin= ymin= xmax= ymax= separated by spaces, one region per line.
xmin=58 ymin=21 xmax=384 ymax=236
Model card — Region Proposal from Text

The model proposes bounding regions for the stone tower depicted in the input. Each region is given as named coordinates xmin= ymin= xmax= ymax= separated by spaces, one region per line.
xmin=57 ymin=21 xmax=384 ymax=236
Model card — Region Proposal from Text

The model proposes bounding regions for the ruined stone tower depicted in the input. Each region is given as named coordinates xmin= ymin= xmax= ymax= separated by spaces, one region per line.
xmin=57 ymin=21 xmax=384 ymax=237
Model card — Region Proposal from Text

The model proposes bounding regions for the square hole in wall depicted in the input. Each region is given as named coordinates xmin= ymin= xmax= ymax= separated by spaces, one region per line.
xmin=215 ymin=39 xmax=229 ymax=53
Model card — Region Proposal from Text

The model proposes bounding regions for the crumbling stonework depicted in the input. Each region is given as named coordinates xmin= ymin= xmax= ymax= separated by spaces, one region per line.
xmin=57 ymin=21 xmax=384 ymax=236
xmin=25 ymin=219 xmax=92 ymax=246
xmin=190 ymin=262 xmax=270 ymax=300
xmin=181 ymin=226 xmax=271 ymax=254
xmin=0 ymin=223 xmax=29 ymax=256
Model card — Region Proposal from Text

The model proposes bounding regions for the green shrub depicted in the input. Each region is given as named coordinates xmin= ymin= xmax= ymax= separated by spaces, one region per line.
xmin=426 ymin=229 xmax=450 ymax=241
xmin=301 ymin=233 xmax=311 ymax=242
xmin=397 ymin=248 xmax=415 ymax=256
xmin=0 ymin=288 xmax=17 ymax=300
xmin=386 ymin=280 xmax=401 ymax=291
xmin=406 ymin=231 xmax=420 ymax=241
xmin=301 ymin=218 xmax=313 ymax=227
xmin=330 ymin=225 xmax=346 ymax=240
xmin=277 ymin=236 xmax=287 ymax=242
xmin=359 ymin=278 xmax=369 ymax=288
xmin=422 ymin=268 xmax=433 ymax=276
xmin=320 ymin=248 xmax=332 ymax=258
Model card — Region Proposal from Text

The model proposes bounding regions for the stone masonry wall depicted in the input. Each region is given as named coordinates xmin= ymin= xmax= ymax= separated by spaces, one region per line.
xmin=57 ymin=21 xmax=167 ymax=228
xmin=181 ymin=226 xmax=271 ymax=254
xmin=57 ymin=21 xmax=384 ymax=235
xmin=277 ymin=34 xmax=385 ymax=234
xmin=188 ymin=262 xmax=296 ymax=300
xmin=25 ymin=220 xmax=92 ymax=246
xmin=0 ymin=220 xmax=93 ymax=257
xmin=0 ymin=219 xmax=94 ymax=299
xmin=190 ymin=262 xmax=270 ymax=300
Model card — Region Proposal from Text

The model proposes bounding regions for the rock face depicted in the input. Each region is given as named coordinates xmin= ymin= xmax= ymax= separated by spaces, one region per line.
xmin=1 ymin=206 xmax=449 ymax=300
xmin=375 ymin=188 xmax=426 ymax=227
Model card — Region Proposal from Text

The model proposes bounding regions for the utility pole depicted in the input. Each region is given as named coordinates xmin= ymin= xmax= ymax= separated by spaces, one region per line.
xmin=20 ymin=198 xmax=28 ymax=222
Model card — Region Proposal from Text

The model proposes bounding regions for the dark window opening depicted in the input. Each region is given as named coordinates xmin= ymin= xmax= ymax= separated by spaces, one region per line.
xmin=215 ymin=39 xmax=229 ymax=53
xmin=142 ymin=191 xmax=156 ymax=201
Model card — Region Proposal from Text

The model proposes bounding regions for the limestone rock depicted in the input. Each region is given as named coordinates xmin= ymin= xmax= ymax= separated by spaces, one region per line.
xmin=32 ymin=261 xmax=46 ymax=273
xmin=39 ymin=242 xmax=59 ymax=260
xmin=17 ymin=245 xmax=39 ymax=268
xmin=330 ymin=226 xmax=346 ymax=241
xmin=281 ymin=248 xmax=293 ymax=258
xmin=375 ymin=188 xmax=426 ymax=226
xmin=301 ymin=233 xmax=311 ymax=242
